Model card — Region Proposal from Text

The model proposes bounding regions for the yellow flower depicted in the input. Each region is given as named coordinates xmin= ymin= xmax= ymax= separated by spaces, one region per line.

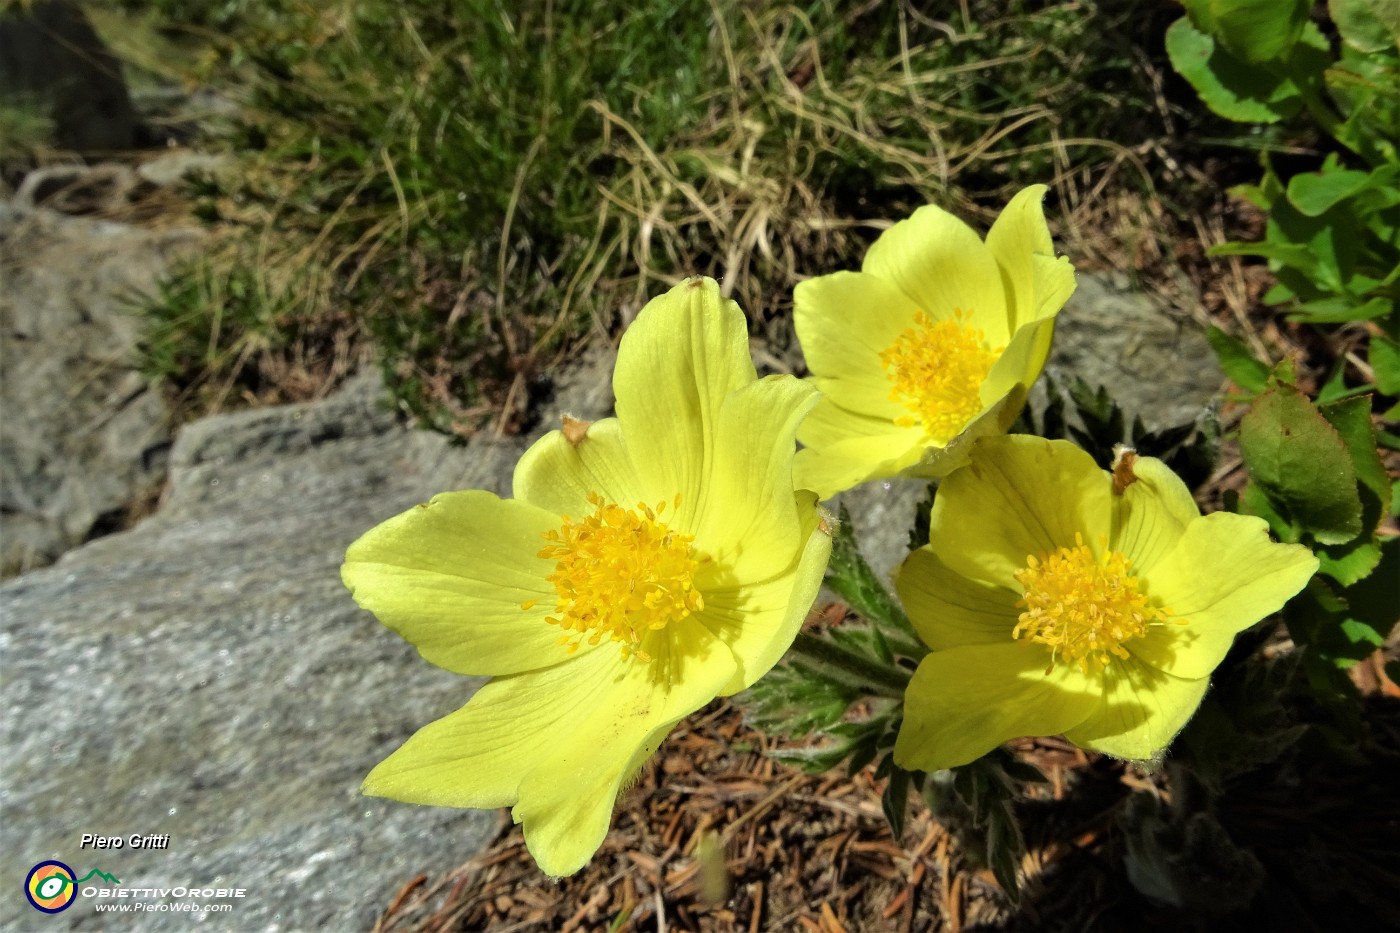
xmin=893 ymin=436 xmax=1318 ymax=770
xmin=793 ymin=185 xmax=1077 ymax=499
xmin=342 ymin=277 xmax=831 ymax=876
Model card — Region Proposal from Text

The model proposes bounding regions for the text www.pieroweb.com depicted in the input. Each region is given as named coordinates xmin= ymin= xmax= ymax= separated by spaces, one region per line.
xmin=93 ymin=902 xmax=233 ymax=913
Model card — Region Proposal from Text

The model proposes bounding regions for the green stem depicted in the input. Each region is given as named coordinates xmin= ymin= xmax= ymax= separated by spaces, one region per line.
xmin=789 ymin=631 xmax=912 ymax=697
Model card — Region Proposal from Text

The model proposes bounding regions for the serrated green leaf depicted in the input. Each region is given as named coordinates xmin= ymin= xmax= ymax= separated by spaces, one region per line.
xmin=1372 ymin=335 xmax=1400 ymax=395
xmin=1320 ymin=393 xmax=1391 ymax=523
xmin=1166 ymin=17 xmax=1304 ymax=123
xmin=1065 ymin=378 xmax=1130 ymax=466
xmin=1315 ymin=537 xmax=1383 ymax=585
xmin=1340 ymin=535 xmax=1400 ymax=633
xmin=1285 ymin=572 xmax=1390 ymax=669
xmin=1270 ymin=356 xmax=1298 ymax=387
xmin=1205 ymin=325 xmax=1271 ymax=392
xmin=827 ymin=504 xmax=917 ymax=638
xmin=907 ymin=481 xmax=936 ymax=551
xmin=1239 ymin=384 xmax=1363 ymax=544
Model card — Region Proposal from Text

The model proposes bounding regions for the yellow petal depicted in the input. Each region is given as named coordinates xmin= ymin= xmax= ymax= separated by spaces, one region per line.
xmin=613 ymin=277 xmax=756 ymax=532
xmin=928 ymin=436 xmax=1110 ymax=589
xmin=793 ymin=430 xmax=925 ymax=502
xmin=1030 ymin=252 xmax=1077 ymax=324
xmin=794 ymin=270 xmax=921 ymax=396
xmin=342 ymin=491 xmax=566 ymax=675
xmin=690 ymin=374 xmax=819 ymax=581
xmin=901 ymin=385 xmax=1029 ymax=481
xmin=894 ymin=642 xmax=1101 ymax=772
xmin=895 ymin=546 xmax=1020 ymax=651
xmin=1063 ymin=654 xmax=1209 ymax=761
xmin=861 ymin=205 xmax=1009 ymax=346
xmin=979 ymin=317 xmax=1056 ymax=409
xmin=697 ymin=493 xmax=832 ymax=693
xmin=1132 ymin=513 xmax=1318 ymax=679
xmin=795 ymin=393 xmax=921 ymax=451
xmin=509 ymin=624 xmax=735 ymax=875
xmin=984 ymin=185 xmax=1071 ymax=331
xmin=365 ymin=628 xmax=734 ymax=877
xmin=513 ymin=418 xmax=641 ymax=518
xmin=362 ymin=658 xmax=587 ymax=811
xmin=1110 ymin=452 xmax=1200 ymax=577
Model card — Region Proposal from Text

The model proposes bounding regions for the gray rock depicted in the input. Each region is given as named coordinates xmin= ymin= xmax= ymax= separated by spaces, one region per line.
xmin=0 ymin=199 xmax=200 ymax=577
xmin=1 ymin=369 xmax=612 ymax=932
xmin=1043 ymin=272 xmax=1222 ymax=434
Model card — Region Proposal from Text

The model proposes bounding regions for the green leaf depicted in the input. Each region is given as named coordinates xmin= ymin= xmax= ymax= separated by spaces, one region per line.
xmin=739 ymin=662 xmax=863 ymax=739
xmin=826 ymin=504 xmax=917 ymax=639
xmin=1331 ymin=0 xmax=1400 ymax=54
xmin=1176 ymin=653 xmax=1305 ymax=791
xmin=1314 ymin=362 xmax=1354 ymax=404
xmin=1326 ymin=51 xmax=1400 ymax=164
xmin=908 ymin=482 xmax=936 ymax=551
xmin=1239 ymin=384 xmax=1363 ymax=544
xmin=1371 ymin=335 xmax=1400 ymax=395
xmin=770 ymin=740 xmax=861 ymax=775
xmin=1340 ymin=535 xmax=1400 ymax=634
xmin=985 ymin=804 xmax=1024 ymax=899
xmin=1205 ymin=325 xmax=1271 ymax=392
xmin=1287 ymin=295 xmax=1392 ymax=324
xmin=846 ymin=732 xmax=880 ymax=776
xmin=1339 ymin=617 xmax=1385 ymax=649
xmin=1315 ymin=537 xmax=1383 ymax=585
xmin=1210 ymin=238 xmax=1318 ymax=276
xmin=1242 ymin=480 xmax=1302 ymax=541
xmin=1287 ymin=164 xmax=1375 ymax=217
xmin=1320 ymin=393 xmax=1391 ymax=524
xmin=882 ymin=764 xmax=912 ymax=840
xmin=1166 ymin=17 xmax=1304 ymax=123
xmin=1191 ymin=0 xmax=1311 ymax=63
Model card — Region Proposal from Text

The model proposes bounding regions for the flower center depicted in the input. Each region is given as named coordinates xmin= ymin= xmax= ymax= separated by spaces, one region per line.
xmin=880 ymin=311 xmax=1000 ymax=444
xmin=1012 ymin=534 xmax=1171 ymax=674
xmin=534 ymin=492 xmax=704 ymax=662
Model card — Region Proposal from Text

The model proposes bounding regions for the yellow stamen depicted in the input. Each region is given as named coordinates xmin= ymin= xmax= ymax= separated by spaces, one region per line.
xmin=535 ymin=492 xmax=705 ymax=661
xmin=1012 ymin=533 xmax=1173 ymax=674
xmin=879 ymin=311 xmax=1000 ymax=444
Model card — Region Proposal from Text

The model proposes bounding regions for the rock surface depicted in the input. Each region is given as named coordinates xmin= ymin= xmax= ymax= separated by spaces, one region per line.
xmin=0 ymin=196 xmax=200 ymax=577
xmin=0 ymin=366 xmax=612 ymax=932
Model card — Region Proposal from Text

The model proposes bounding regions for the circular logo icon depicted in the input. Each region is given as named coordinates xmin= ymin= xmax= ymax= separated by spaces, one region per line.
xmin=25 ymin=861 xmax=77 ymax=913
